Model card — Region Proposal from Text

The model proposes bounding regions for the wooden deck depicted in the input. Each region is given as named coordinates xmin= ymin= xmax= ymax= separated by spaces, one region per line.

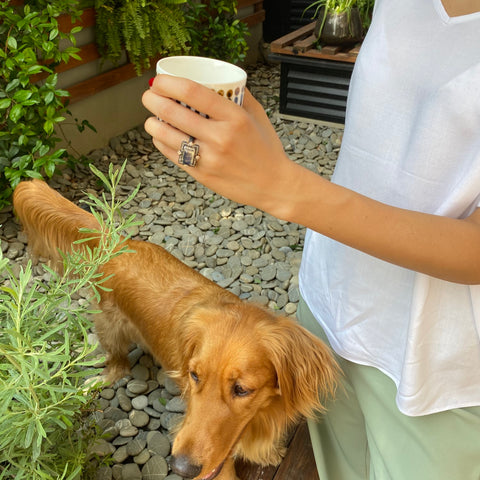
xmin=235 ymin=422 xmax=319 ymax=480
xmin=270 ymin=21 xmax=360 ymax=64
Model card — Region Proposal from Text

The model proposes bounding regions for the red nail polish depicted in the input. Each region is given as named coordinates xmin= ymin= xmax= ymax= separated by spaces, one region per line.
xmin=149 ymin=77 xmax=155 ymax=87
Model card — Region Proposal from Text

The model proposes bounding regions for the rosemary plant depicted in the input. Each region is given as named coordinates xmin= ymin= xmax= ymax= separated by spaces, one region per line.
xmin=0 ymin=162 xmax=141 ymax=479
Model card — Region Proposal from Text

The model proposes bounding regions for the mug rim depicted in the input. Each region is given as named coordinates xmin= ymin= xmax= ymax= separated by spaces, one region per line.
xmin=156 ymin=56 xmax=247 ymax=86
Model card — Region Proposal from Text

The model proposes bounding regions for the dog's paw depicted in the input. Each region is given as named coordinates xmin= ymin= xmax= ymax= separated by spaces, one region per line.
xmin=104 ymin=360 xmax=131 ymax=384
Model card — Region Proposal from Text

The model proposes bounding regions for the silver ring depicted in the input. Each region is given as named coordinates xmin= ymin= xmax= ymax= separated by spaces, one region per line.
xmin=177 ymin=135 xmax=200 ymax=167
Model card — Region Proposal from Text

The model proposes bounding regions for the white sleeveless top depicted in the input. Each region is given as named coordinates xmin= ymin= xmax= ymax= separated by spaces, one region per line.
xmin=299 ymin=0 xmax=480 ymax=416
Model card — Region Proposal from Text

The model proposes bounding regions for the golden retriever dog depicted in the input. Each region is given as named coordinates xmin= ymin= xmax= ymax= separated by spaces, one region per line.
xmin=13 ymin=179 xmax=338 ymax=480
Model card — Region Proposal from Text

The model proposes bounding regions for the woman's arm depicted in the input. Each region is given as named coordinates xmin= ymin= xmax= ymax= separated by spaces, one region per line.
xmin=142 ymin=75 xmax=480 ymax=285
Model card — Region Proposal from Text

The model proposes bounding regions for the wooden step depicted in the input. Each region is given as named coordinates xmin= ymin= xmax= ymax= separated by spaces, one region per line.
xmin=235 ymin=422 xmax=319 ymax=480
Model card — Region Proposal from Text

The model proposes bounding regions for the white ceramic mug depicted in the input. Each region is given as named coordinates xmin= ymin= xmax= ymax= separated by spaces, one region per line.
xmin=156 ymin=56 xmax=247 ymax=106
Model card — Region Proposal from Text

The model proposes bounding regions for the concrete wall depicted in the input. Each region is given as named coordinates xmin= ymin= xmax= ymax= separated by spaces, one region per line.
xmin=59 ymin=69 xmax=155 ymax=156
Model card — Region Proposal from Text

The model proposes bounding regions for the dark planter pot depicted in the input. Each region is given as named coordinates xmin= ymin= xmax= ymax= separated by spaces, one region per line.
xmin=315 ymin=7 xmax=363 ymax=46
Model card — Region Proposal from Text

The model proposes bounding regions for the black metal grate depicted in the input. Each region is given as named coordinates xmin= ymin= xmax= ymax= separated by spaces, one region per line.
xmin=272 ymin=54 xmax=354 ymax=124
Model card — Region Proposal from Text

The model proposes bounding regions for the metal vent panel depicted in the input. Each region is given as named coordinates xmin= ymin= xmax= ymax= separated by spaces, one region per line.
xmin=275 ymin=56 xmax=354 ymax=124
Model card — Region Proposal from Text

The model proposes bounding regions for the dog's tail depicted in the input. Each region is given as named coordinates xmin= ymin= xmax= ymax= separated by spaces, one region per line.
xmin=13 ymin=179 xmax=102 ymax=265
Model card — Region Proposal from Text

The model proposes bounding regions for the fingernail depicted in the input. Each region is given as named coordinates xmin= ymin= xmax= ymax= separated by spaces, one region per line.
xmin=148 ymin=77 xmax=155 ymax=87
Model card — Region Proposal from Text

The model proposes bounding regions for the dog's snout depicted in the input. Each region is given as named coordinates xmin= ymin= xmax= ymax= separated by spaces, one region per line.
xmin=170 ymin=455 xmax=203 ymax=479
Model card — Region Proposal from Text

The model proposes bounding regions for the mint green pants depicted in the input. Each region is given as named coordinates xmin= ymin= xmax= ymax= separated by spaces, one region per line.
xmin=297 ymin=298 xmax=480 ymax=480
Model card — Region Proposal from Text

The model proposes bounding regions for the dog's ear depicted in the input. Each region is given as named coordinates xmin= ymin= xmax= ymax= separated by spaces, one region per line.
xmin=165 ymin=307 xmax=202 ymax=393
xmin=261 ymin=317 xmax=339 ymax=421
xmin=178 ymin=322 xmax=200 ymax=382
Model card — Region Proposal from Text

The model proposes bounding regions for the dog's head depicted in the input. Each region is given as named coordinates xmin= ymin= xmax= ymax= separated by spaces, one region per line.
xmin=170 ymin=301 xmax=338 ymax=480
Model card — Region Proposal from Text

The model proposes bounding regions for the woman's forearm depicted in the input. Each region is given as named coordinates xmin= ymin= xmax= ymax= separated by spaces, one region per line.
xmin=275 ymin=163 xmax=480 ymax=285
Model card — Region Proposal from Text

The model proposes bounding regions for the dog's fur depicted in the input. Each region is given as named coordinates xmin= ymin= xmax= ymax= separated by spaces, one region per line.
xmin=13 ymin=180 xmax=338 ymax=480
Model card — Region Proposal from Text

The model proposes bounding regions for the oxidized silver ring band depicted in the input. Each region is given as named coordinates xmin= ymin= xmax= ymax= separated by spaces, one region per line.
xmin=178 ymin=135 xmax=200 ymax=167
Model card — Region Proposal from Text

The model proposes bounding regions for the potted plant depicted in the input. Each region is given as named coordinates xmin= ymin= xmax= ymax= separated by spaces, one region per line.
xmin=304 ymin=0 xmax=374 ymax=46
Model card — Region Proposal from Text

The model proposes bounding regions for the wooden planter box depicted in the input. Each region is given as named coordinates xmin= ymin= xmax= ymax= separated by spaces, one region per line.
xmin=49 ymin=1 xmax=265 ymax=105
xmin=270 ymin=22 xmax=360 ymax=124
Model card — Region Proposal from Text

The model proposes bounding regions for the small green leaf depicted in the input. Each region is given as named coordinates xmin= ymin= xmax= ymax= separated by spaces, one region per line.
xmin=49 ymin=28 xmax=59 ymax=41
xmin=44 ymin=91 xmax=54 ymax=104
xmin=9 ymin=104 xmax=24 ymax=122
xmin=7 ymin=36 xmax=17 ymax=50
xmin=44 ymin=161 xmax=56 ymax=177
xmin=13 ymin=90 xmax=32 ymax=103
xmin=43 ymin=119 xmax=54 ymax=134
xmin=27 ymin=65 xmax=43 ymax=75
xmin=5 ymin=79 xmax=20 ymax=93
xmin=0 ymin=98 xmax=12 ymax=110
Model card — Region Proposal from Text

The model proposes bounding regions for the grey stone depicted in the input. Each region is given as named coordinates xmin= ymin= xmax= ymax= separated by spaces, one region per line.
xmin=112 ymin=445 xmax=129 ymax=463
xmin=260 ymin=265 xmax=277 ymax=281
xmin=121 ymin=463 xmax=142 ymax=480
xmin=89 ymin=439 xmax=115 ymax=457
xmin=127 ymin=379 xmax=149 ymax=395
xmin=133 ymin=448 xmax=150 ymax=465
xmin=129 ymin=409 xmax=150 ymax=428
xmin=112 ymin=465 xmax=123 ymax=480
xmin=131 ymin=364 xmax=150 ymax=381
xmin=164 ymin=377 xmax=181 ymax=396
xmin=118 ymin=392 xmax=133 ymax=412
xmin=96 ymin=466 xmax=113 ymax=480
xmin=165 ymin=396 xmax=186 ymax=413
xmin=126 ymin=438 xmax=147 ymax=457
xmin=117 ymin=419 xmax=138 ymax=437
xmin=160 ymin=412 xmax=183 ymax=431
xmin=112 ymin=436 xmax=130 ymax=447
xmin=142 ymin=455 xmax=168 ymax=480
xmin=131 ymin=395 xmax=148 ymax=410
xmin=146 ymin=431 xmax=171 ymax=457
xmin=288 ymin=285 xmax=300 ymax=303
xmin=100 ymin=388 xmax=115 ymax=400
xmin=147 ymin=418 xmax=162 ymax=431
xmin=128 ymin=347 xmax=144 ymax=366
xmin=104 ymin=407 xmax=128 ymax=423
xmin=144 ymin=405 xmax=162 ymax=418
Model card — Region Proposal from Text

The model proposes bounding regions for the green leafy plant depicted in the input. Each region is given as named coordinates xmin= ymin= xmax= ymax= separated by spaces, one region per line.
xmin=95 ymin=0 xmax=191 ymax=75
xmin=0 ymin=0 xmax=94 ymax=209
xmin=94 ymin=0 xmax=249 ymax=74
xmin=185 ymin=0 xmax=249 ymax=64
xmin=0 ymin=162 xmax=141 ymax=479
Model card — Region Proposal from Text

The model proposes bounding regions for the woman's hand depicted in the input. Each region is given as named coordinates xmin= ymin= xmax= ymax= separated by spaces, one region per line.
xmin=142 ymin=74 xmax=300 ymax=218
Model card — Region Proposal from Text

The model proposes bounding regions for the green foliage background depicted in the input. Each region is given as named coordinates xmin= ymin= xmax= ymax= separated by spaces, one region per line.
xmin=185 ymin=0 xmax=249 ymax=65
xmin=95 ymin=0 xmax=250 ymax=73
xmin=0 ymin=1 xmax=93 ymax=209
xmin=95 ymin=0 xmax=191 ymax=74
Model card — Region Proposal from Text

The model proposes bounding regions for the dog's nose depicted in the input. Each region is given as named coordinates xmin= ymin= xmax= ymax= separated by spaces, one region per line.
xmin=170 ymin=455 xmax=203 ymax=479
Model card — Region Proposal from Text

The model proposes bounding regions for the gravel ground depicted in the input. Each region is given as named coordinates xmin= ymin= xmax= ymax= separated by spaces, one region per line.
xmin=0 ymin=62 xmax=342 ymax=480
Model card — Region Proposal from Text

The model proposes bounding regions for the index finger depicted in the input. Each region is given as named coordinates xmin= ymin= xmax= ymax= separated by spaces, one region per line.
xmin=152 ymin=74 xmax=244 ymax=120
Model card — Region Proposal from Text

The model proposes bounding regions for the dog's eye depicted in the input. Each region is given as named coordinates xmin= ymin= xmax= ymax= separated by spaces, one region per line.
xmin=233 ymin=383 xmax=250 ymax=397
xmin=190 ymin=371 xmax=199 ymax=383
